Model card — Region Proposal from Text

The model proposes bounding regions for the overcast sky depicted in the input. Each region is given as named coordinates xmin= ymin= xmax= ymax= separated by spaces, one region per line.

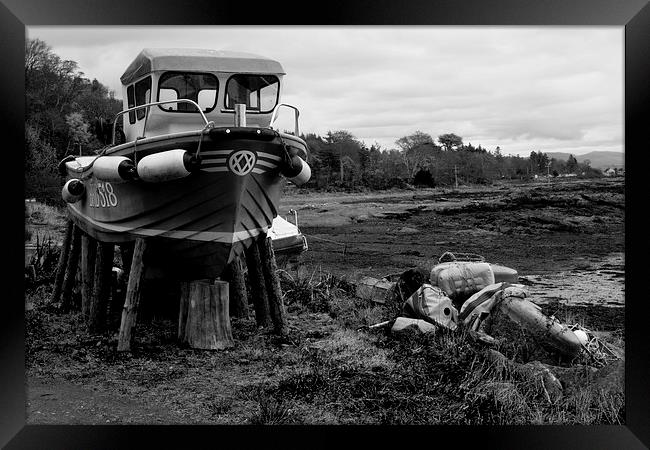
xmin=27 ymin=26 xmax=623 ymax=156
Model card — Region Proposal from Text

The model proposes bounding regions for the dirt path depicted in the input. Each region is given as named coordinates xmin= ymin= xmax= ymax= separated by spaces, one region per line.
xmin=28 ymin=378 xmax=182 ymax=424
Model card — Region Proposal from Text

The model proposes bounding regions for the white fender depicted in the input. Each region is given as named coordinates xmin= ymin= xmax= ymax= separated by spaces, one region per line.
xmin=136 ymin=149 xmax=199 ymax=183
xmin=93 ymin=156 xmax=137 ymax=182
xmin=62 ymin=178 xmax=85 ymax=203
xmin=283 ymin=155 xmax=311 ymax=186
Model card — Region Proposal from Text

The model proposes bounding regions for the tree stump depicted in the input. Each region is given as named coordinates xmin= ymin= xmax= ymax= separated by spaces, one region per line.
xmin=80 ymin=233 xmax=97 ymax=317
xmin=117 ymin=238 xmax=147 ymax=351
xmin=89 ymin=241 xmax=114 ymax=332
xmin=258 ymin=235 xmax=287 ymax=335
xmin=50 ymin=219 xmax=74 ymax=305
xmin=178 ymin=280 xmax=234 ymax=350
xmin=225 ymin=257 xmax=249 ymax=319
xmin=60 ymin=225 xmax=82 ymax=312
xmin=245 ymin=241 xmax=272 ymax=328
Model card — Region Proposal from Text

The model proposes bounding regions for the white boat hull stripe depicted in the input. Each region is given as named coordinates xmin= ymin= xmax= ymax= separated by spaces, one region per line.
xmin=257 ymin=152 xmax=281 ymax=161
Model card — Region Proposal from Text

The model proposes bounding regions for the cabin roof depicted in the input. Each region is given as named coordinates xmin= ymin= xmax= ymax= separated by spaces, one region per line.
xmin=120 ymin=48 xmax=285 ymax=85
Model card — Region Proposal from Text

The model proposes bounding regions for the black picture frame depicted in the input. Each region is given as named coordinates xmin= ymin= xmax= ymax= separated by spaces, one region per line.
xmin=3 ymin=0 xmax=648 ymax=448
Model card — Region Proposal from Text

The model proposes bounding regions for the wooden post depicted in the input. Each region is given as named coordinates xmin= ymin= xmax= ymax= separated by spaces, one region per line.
xmin=89 ymin=241 xmax=114 ymax=332
xmin=117 ymin=238 xmax=147 ymax=351
xmin=258 ymin=235 xmax=287 ymax=335
xmin=60 ymin=225 xmax=82 ymax=312
xmin=244 ymin=241 xmax=272 ymax=328
xmin=108 ymin=242 xmax=135 ymax=327
xmin=119 ymin=241 xmax=135 ymax=274
xmin=50 ymin=219 xmax=74 ymax=304
xmin=178 ymin=280 xmax=234 ymax=350
xmin=225 ymin=257 xmax=249 ymax=319
xmin=80 ymin=233 xmax=97 ymax=317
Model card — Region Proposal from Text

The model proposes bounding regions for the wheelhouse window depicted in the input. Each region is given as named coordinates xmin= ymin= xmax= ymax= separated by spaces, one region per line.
xmin=225 ymin=74 xmax=279 ymax=112
xmin=134 ymin=76 xmax=152 ymax=121
xmin=127 ymin=85 xmax=135 ymax=124
xmin=157 ymin=72 xmax=218 ymax=113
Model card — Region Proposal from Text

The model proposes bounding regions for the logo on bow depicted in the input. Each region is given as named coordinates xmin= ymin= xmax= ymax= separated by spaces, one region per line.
xmin=228 ymin=150 xmax=257 ymax=176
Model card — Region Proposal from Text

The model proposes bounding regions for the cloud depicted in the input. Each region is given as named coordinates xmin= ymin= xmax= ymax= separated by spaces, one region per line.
xmin=27 ymin=26 xmax=622 ymax=156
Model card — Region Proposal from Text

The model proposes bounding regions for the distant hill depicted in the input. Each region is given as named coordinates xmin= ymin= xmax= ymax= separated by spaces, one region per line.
xmin=545 ymin=151 xmax=624 ymax=170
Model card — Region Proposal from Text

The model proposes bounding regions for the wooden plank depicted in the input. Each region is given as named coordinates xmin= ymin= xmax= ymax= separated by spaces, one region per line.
xmin=245 ymin=241 xmax=272 ymax=328
xmin=117 ymin=238 xmax=147 ymax=351
xmin=258 ymin=235 xmax=287 ymax=335
xmin=226 ymin=257 xmax=249 ymax=319
xmin=119 ymin=241 xmax=135 ymax=274
xmin=89 ymin=241 xmax=114 ymax=332
xmin=60 ymin=225 xmax=82 ymax=312
xmin=50 ymin=219 xmax=73 ymax=304
xmin=80 ymin=233 xmax=97 ymax=317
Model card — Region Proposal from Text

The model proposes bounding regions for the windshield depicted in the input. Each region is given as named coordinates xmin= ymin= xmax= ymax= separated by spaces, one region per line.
xmin=157 ymin=72 xmax=218 ymax=113
xmin=225 ymin=74 xmax=279 ymax=112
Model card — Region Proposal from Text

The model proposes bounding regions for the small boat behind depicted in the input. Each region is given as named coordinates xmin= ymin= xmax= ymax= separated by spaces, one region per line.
xmin=268 ymin=211 xmax=308 ymax=255
xmin=59 ymin=48 xmax=312 ymax=280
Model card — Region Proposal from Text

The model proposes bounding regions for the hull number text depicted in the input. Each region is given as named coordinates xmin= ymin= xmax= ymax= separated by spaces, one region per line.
xmin=88 ymin=181 xmax=118 ymax=208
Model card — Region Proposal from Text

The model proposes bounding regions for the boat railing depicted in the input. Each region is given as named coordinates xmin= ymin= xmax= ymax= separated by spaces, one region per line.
xmin=269 ymin=103 xmax=300 ymax=137
xmin=111 ymin=99 xmax=211 ymax=145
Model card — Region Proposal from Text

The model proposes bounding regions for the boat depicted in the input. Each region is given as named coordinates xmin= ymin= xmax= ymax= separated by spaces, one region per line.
xmin=59 ymin=48 xmax=311 ymax=280
xmin=268 ymin=210 xmax=308 ymax=255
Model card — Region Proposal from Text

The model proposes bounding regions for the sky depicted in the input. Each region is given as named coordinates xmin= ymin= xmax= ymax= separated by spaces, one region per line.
xmin=27 ymin=26 xmax=623 ymax=156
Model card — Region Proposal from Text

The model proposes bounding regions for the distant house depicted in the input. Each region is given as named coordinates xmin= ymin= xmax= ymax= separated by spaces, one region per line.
xmin=603 ymin=168 xmax=617 ymax=177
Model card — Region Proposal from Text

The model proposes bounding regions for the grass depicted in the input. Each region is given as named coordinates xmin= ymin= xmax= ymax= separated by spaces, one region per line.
xmin=25 ymin=201 xmax=67 ymax=245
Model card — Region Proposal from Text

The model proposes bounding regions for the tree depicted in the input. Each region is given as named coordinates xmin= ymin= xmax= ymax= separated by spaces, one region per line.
xmin=438 ymin=133 xmax=463 ymax=151
xmin=413 ymin=169 xmax=435 ymax=187
xmin=395 ymin=131 xmax=436 ymax=179
xmin=325 ymin=130 xmax=364 ymax=185
xmin=529 ymin=151 xmax=550 ymax=174
xmin=25 ymin=38 xmax=129 ymax=200
xmin=395 ymin=131 xmax=434 ymax=153
xmin=566 ymin=154 xmax=578 ymax=173
xmin=65 ymin=112 xmax=93 ymax=154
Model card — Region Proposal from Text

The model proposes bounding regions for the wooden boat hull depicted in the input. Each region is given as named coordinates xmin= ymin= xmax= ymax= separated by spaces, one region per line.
xmin=64 ymin=128 xmax=307 ymax=280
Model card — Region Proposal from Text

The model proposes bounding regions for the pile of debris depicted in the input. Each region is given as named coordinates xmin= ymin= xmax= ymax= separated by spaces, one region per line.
xmin=355 ymin=251 xmax=624 ymax=398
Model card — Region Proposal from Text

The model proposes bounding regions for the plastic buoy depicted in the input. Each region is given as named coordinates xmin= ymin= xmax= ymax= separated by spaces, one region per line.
xmin=499 ymin=297 xmax=583 ymax=358
xmin=62 ymin=178 xmax=85 ymax=203
xmin=93 ymin=156 xmax=137 ymax=182
xmin=137 ymin=150 xmax=200 ymax=183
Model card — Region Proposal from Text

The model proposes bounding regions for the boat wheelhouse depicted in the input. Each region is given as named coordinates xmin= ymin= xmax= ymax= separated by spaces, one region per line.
xmin=60 ymin=48 xmax=311 ymax=280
